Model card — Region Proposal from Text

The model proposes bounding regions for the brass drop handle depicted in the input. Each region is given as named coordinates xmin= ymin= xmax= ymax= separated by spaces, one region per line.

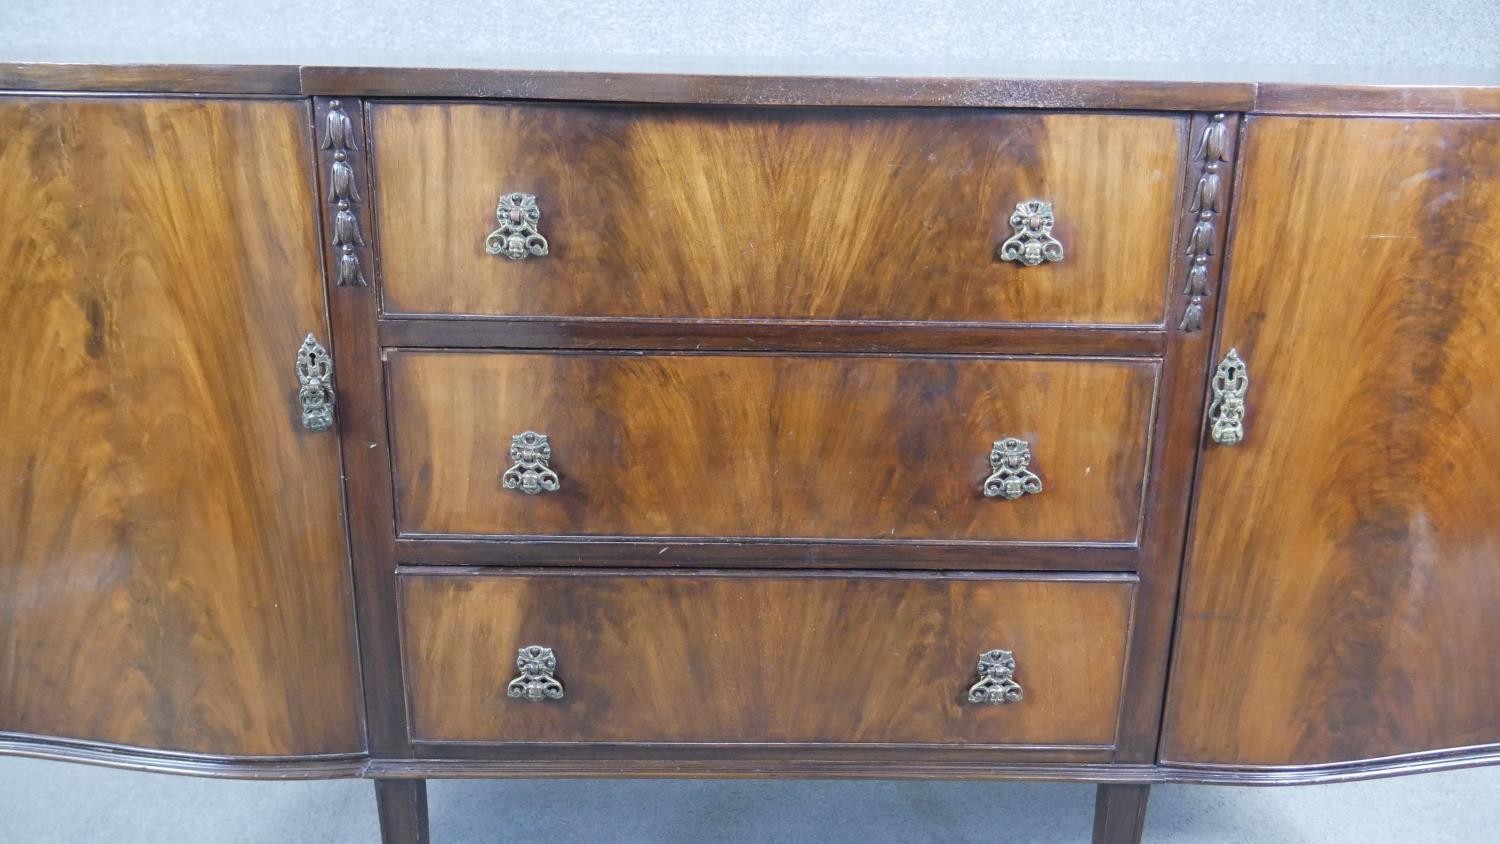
xmin=486 ymin=192 xmax=549 ymax=260
xmin=296 ymin=333 xmax=335 ymax=432
xmin=503 ymin=431 xmax=560 ymax=495
xmin=968 ymin=649 xmax=1024 ymax=704
xmin=998 ymin=199 xmax=1064 ymax=266
xmin=1208 ymin=348 xmax=1248 ymax=445
xmin=983 ymin=437 xmax=1042 ymax=500
xmin=507 ymin=645 xmax=564 ymax=701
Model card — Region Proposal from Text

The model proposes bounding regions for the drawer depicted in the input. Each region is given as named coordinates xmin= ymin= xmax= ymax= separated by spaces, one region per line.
xmin=399 ymin=571 xmax=1136 ymax=747
xmin=387 ymin=351 xmax=1158 ymax=544
xmin=371 ymin=103 xmax=1184 ymax=325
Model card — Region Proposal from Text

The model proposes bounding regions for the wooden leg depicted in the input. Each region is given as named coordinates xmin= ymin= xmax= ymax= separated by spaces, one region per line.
xmin=375 ymin=778 xmax=430 ymax=844
xmin=1092 ymin=783 xmax=1150 ymax=844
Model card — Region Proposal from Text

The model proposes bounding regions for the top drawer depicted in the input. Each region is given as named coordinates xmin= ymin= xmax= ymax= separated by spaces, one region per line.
xmin=371 ymin=104 xmax=1185 ymax=325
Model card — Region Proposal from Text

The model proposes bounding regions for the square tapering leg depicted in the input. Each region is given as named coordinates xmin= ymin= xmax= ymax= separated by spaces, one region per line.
xmin=1092 ymin=783 xmax=1150 ymax=844
xmin=376 ymin=779 xmax=430 ymax=844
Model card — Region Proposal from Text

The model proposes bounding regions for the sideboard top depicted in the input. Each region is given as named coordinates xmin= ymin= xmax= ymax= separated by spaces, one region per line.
xmin=3 ymin=60 xmax=1500 ymax=115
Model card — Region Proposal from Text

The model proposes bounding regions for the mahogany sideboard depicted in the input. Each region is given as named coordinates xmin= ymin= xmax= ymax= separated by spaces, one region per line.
xmin=2 ymin=63 xmax=1498 ymax=843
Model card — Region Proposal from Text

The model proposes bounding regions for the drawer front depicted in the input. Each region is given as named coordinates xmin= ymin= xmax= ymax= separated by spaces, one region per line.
xmin=400 ymin=571 xmax=1135 ymax=747
xmin=372 ymin=103 xmax=1184 ymax=325
xmin=388 ymin=352 xmax=1157 ymax=544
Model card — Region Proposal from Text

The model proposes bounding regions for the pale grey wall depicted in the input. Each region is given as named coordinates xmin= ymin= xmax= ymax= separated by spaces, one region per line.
xmin=1 ymin=0 xmax=1497 ymax=72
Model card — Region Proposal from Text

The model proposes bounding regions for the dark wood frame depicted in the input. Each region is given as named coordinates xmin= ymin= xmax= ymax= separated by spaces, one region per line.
xmin=9 ymin=732 xmax=1500 ymax=787
xmin=336 ymin=90 xmax=1230 ymax=844
xmin=319 ymin=95 xmax=411 ymax=764
xmin=6 ymin=62 xmax=1499 ymax=116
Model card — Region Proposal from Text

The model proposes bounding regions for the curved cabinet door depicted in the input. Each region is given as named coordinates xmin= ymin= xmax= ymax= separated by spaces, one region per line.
xmin=0 ymin=98 xmax=364 ymax=758
xmin=1162 ymin=115 xmax=1500 ymax=769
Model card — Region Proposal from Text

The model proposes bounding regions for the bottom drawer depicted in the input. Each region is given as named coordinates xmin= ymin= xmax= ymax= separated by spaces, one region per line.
xmin=398 ymin=571 xmax=1135 ymax=749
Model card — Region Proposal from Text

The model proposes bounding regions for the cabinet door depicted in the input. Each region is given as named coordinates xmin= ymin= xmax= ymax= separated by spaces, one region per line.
xmin=0 ymin=98 xmax=364 ymax=757
xmin=1162 ymin=116 xmax=1500 ymax=767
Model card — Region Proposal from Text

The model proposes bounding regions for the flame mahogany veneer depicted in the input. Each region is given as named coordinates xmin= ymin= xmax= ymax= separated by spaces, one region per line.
xmin=1 ymin=63 xmax=1498 ymax=844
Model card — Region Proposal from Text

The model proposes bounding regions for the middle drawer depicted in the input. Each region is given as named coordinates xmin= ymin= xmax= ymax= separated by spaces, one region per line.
xmin=387 ymin=351 xmax=1157 ymax=545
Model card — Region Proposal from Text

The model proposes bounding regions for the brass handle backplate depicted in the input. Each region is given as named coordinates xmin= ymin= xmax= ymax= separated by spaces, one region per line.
xmin=296 ymin=333 xmax=335 ymax=432
xmin=983 ymin=437 xmax=1042 ymax=500
xmin=503 ymin=431 xmax=560 ymax=494
xmin=968 ymin=649 xmax=1024 ymax=704
xmin=486 ymin=192 xmax=549 ymax=260
xmin=1208 ymin=348 xmax=1248 ymax=445
xmin=507 ymin=645 xmax=564 ymax=701
xmin=998 ymin=199 xmax=1064 ymax=266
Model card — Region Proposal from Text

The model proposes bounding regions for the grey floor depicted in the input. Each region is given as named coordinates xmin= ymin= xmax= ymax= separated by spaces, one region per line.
xmin=3 ymin=757 xmax=1498 ymax=843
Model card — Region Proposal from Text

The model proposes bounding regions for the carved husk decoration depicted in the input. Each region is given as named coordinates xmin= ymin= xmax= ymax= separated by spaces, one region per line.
xmin=333 ymin=208 xmax=364 ymax=247
xmin=1192 ymin=171 xmax=1222 ymax=213
xmin=1186 ymin=263 xmax=1210 ymax=296
xmin=328 ymin=159 xmax=359 ymax=203
xmin=1186 ymin=220 xmax=1216 ymax=258
xmin=322 ymin=107 xmax=355 ymax=151
xmin=339 ymin=251 xmax=365 ymax=287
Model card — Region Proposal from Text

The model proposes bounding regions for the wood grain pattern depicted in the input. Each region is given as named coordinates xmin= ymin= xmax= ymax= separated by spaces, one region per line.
xmin=0 ymin=96 xmax=364 ymax=756
xmin=1163 ymin=115 xmax=1500 ymax=766
xmin=399 ymin=571 xmax=1135 ymax=747
xmin=387 ymin=351 xmax=1158 ymax=544
xmin=372 ymin=103 xmax=1184 ymax=325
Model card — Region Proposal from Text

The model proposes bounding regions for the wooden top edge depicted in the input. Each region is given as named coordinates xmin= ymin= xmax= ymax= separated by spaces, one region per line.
xmin=1255 ymin=82 xmax=1500 ymax=116
xmin=297 ymin=65 xmax=1257 ymax=111
xmin=0 ymin=62 xmax=302 ymax=95
xmin=4 ymin=62 xmax=1500 ymax=115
